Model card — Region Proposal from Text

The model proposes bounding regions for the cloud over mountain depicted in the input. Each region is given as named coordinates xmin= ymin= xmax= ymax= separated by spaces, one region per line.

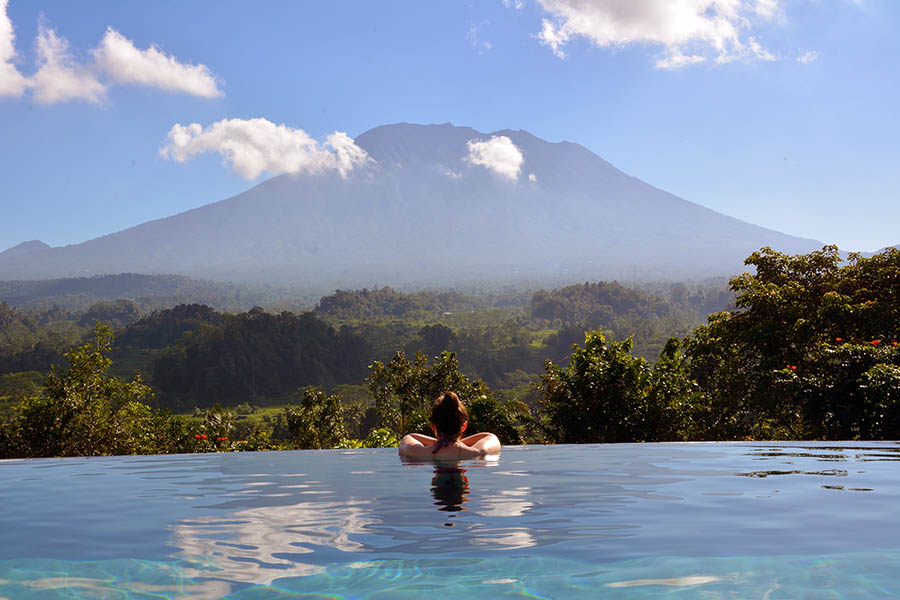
xmin=160 ymin=118 xmax=370 ymax=179
xmin=465 ymin=135 xmax=523 ymax=180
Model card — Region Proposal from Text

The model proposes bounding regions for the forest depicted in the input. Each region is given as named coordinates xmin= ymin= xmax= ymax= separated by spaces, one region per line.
xmin=2 ymin=245 xmax=898 ymax=458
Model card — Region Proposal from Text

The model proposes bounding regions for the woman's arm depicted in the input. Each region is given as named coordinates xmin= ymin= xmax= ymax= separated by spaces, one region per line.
xmin=459 ymin=432 xmax=501 ymax=455
xmin=407 ymin=433 xmax=436 ymax=444
xmin=398 ymin=433 xmax=436 ymax=456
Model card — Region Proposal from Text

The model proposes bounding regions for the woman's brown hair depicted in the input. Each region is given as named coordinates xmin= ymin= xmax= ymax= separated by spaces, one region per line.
xmin=430 ymin=391 xmax=467 ymax=439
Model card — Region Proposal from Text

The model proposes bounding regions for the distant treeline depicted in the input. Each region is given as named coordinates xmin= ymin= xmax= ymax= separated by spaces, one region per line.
xmin=0 ymin=273 xmax=319 ymax=313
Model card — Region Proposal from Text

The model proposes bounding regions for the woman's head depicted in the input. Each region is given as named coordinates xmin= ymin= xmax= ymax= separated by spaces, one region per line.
xmin=430 ymin=391 xmax=467 ymax=439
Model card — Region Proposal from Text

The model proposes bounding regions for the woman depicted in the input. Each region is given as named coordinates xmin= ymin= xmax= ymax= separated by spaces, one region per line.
xmin=398 ymin=391 xmax=501 ymax=458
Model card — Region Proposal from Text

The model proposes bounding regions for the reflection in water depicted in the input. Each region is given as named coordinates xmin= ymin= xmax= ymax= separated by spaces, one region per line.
xmin=605 ymin=574 xmax=720 ymax=588
xmin=431 ymin=465 xmax=469 ymax=512
xmin=425 ymin=462 xmax=537 ymax=548
xmin=171 ymin=498 xmax=378 ymax=588
xmin=476 ymin=486 xmax=533 ymax=517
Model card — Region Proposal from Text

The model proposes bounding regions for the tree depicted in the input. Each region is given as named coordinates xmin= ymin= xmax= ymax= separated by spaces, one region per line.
xmin=285 ymin=388 xmax=347 ymax=449
xmin=466 ymin=394 xmax=523 ymax=444
xmin=79 ymin=299 xmax=142 ymax=329
xmin=12 ymin=323 xmax=154 ymax=457
xmin=418 ymin=324 xmax=457 ymax=357
xmin=644 ymin=338 xmax=700 ymax=440
xmin=539 ymin=331 xmax=653 ymax=444
xmin=367 ymin=350 xmax=431 ymax=436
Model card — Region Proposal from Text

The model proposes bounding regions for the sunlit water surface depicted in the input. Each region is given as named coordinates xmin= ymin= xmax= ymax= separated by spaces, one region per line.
xmin=3 ymin=442 xmax=900 ymax=598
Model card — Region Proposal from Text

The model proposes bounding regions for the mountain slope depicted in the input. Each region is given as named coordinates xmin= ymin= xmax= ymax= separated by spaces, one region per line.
xmin=0 ymin=122 xmax=823 ymax=287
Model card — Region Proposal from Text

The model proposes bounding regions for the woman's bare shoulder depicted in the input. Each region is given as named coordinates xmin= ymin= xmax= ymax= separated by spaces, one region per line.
xmin=461 ymin=432 xmax=501 ymax=455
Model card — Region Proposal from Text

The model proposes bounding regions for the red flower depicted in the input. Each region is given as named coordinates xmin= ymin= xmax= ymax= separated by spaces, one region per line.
xmin=893 ymin=342 xmax=899 ymax=347
xmin=871 ymin=340 xmax=881 ymax=347
xmin=217 ymin=437 xmax=228 ymax=441
xmin=195 ymin=434 xmax=202 ymax=439
xmin=835 ymin=337 xmax=844 ymax=343
xmin=200 ymin=434 xmax=208 ymax=439
xmin=791 ymin=365 xmax=797 ymax=371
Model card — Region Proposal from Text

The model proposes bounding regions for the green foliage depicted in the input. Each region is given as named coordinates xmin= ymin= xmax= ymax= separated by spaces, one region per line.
xmin=539 ymin=332 xmax=699 ymax=444
xmin=466 ymin=394 xmax=524 ymax=444
xmin=540 ymin=332 xmax=650 ymax=443
xmin=0 ymin=371 xmax=43 ymax=404
xmin=644 ymin=338 xmax=701 ymax=440
xmin=284 ymin=388 xmax=347 ymax=449
xmin=152 ymin=308 xmax=372 ymax=408
xmin=418 ymin=324 xmax=457 ymax=357
xmin=530 ymin=281 xmax=703 ymax=362
xmin=362 ymin=427 xmax=400 ymax=447
xmin=336 ymin=427 xmax=401 ymax=449
xmin=685 ymin=245 xmax=900 ymax=440
xmin=0 ymin=301 xmax=80 ymax=375
xmin=5 ymin=324 xmax=157 ymax=457
xmin=79 ymin=299 xmax=142 ymax=329
xmin=315 ymin=287 xmax=486 ymax=322
xmin=232 ymin=429 xmax=273 ymax=451
xmin=117 ymin=304 xmax=225 ymax=349
xmin=531 ymin=281 xmax=670 ymax=326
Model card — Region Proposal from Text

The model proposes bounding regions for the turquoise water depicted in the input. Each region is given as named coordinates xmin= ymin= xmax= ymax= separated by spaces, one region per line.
xmin=2 ymin=442 xmax=900 ymax=598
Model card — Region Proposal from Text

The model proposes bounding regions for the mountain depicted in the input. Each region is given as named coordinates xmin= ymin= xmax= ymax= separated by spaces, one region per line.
xmin=0 ymin=122 xmax=823 ymax=288
xmin=0 ymin=240 xmax=50 ymax=260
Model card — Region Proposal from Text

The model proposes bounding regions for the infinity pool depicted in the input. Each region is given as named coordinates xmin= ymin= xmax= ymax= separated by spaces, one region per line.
xmin=3 ymin=442 xmax=900 ymax=598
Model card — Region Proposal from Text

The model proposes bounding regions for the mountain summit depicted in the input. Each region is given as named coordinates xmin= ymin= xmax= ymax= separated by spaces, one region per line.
xmin=0 ymin=123 xmax=821 ymax=287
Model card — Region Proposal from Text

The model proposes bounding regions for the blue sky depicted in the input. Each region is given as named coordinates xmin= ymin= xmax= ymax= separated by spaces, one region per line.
xmin=1 ymin=0 xmax=897 ymax=255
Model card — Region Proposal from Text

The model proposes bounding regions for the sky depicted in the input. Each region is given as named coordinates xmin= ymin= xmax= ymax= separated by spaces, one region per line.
xmin=0 ymin=0 xmax=898 ymax=254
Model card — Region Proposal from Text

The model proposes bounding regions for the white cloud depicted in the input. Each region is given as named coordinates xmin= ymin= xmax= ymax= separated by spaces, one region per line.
xmin=797 ymin=49 xmax=820 ymax=64
xmin=528 ymin=173 xmax=537 ymax=182
xmin=0 ymin=4 xmax=222 ymax=104
xmin=503 ymin=0 xmax=525 ymax=9
xmin=31 ymin=22 xmax=106 ymax=104
xmin=535 ymin=0 xmax=782 ymax=68
xmin=0 ymin=0 xmax=27 ymax=97
xmin=465 ymin=136 xmax=524 ymax=181
xmin=160 ymin=118 xmax=371 ymax=179
xmin=538 ymin=18 xmax=569 ymax=58
xmin=92 ymin=28 xmax=222 ymax=98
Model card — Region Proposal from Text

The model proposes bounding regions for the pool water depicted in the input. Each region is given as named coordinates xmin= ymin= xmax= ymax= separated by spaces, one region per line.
xmin=3 ymin=442 xmax=900 ymax=598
